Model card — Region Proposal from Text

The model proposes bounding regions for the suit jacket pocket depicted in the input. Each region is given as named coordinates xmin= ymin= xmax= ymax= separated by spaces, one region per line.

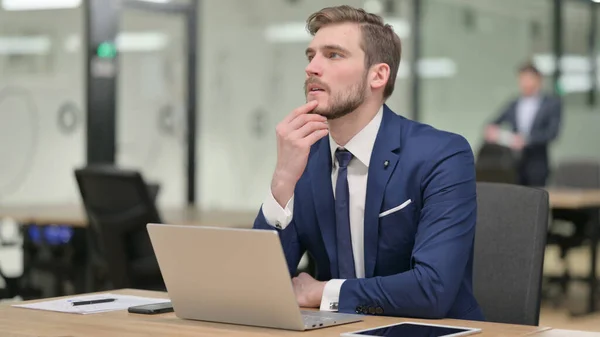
xmin=379 ymin=199 xmax=412 ymax=218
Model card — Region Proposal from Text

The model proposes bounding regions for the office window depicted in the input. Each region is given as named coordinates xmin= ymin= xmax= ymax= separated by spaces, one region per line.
xmin=552 ymin=0 xmax=600 ymax=162
xmin=420 ymin=0 xmax=552 ymax=153
xmin=116 ymin=8 xmax=188 ymax=207
xmin=0 ymin=4 xmax=85 ymax=204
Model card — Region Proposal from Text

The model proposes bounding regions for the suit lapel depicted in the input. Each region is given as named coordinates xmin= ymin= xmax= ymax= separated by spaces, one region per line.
xmin=308 ymin=138 xmax=339 ymax=278
xmin=363 ymin=106 xmax=402 ymax=278
xmin=508 ymin=101 xmax=519 ymax=132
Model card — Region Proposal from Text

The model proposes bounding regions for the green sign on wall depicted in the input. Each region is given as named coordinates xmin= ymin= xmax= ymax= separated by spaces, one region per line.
xmin=96 ymin=42 xmax=117 ymax=59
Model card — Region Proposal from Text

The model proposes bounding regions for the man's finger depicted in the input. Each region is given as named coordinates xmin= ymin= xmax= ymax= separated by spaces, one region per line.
xmin=282 ymin=100 xmax=319 ymax=124
xmin=297 ymin=272 xmax=311 ymax=279
xmin=290 ymin=121 xmax=328 ymax=139
xmin=298 ymin=129 xmax=329 ymax=147
xmin=288 ymin=114 xmax=327 ymax=132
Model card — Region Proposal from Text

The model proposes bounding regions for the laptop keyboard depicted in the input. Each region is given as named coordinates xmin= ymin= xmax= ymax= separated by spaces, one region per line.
xmin=301 ymin=310 xmax=338 ymax=328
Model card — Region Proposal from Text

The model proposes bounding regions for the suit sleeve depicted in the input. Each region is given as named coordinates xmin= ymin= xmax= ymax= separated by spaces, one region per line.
xmin=491 ymin=100 xmax=514 ymax=125
xmin=527 ymin=98 xmax=562 ymax=146
xmin=337 ymin=135 xmax=477 ymax=319
xmin=253 ymin=195 xmax=305 ymax=277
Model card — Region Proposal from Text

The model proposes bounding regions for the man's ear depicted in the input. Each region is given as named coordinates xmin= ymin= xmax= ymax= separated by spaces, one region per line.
xmin=369 ymin=63 xmax=390 ymax=91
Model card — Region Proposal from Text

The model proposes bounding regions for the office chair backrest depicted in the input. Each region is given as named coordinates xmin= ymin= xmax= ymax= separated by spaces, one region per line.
xmin=475 ymin=142 xmax=518 ymax=184
xmin=552 ymin=160 xmax=600 ymax=189
xmin=474 ymin=182 xmax=549 ymax=326
xmin=74 ymin=165 xmax=163 ymax=290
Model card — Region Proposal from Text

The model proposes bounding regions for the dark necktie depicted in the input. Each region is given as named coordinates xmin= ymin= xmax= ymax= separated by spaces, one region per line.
xmin=335 ymin=148 xmax=356 ymax=279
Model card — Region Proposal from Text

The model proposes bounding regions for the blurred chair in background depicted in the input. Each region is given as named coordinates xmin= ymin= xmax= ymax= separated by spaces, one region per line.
xmin=475 ymin=142 xmax=519 ymax=184
xmin=75 ymin=165 xmax=165 ymax=292
xmin=473 ymin=182 xmax=548 ymax=326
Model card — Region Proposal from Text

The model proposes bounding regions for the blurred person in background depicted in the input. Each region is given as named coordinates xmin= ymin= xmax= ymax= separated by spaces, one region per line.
xmin=485 ymin=63 xmax=563 ymax=187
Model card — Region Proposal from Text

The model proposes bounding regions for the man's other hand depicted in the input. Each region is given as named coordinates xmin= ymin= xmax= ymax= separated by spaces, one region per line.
xmin=292 ymin=272 xmax=326 ymax=308
xmin=484 ymin=125 xmax=499 ymax=143
xmin=511 ymin=134 xmax=525 ymax=151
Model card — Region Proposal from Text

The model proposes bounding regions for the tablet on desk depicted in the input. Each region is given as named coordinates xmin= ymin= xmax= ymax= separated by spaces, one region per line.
xmin=340 ymin=322 xmax=481 ymax=337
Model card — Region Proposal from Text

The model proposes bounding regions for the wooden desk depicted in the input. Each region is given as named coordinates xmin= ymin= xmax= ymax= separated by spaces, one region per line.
xmin=534 ymin=329 xmax=600 ymax=337
xmin=547 ymin=188 xmax=600 ymax=209
xmin=0 ymin=204 xmax=256 ymax=229
xmin=0 ymin=289 xmax=552 ymax=337
xmin=3 ymin=189 xmax=599 ymax=228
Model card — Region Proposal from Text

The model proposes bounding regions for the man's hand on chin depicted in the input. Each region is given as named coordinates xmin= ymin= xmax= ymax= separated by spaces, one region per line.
xmin=292 ymin=272 xmax=326 ymax=308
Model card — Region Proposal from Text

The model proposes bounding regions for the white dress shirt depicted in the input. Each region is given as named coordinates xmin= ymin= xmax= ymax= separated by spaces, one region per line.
xmin=261 ymin=106 xmax=383 ymax=311
xmin=516 ymin=95 xmax=541 ymax=140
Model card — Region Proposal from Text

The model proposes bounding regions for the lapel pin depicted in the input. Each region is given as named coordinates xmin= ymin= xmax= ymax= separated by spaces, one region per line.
xmin=384 ymin=160 xmax=389 ymax=168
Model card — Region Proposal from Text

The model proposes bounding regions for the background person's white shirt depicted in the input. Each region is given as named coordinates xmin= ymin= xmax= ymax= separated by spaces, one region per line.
xmin=261 ymin=107 xmax=383 ymax=311
xmin=516 ymin=94 xmax=542 ymax=141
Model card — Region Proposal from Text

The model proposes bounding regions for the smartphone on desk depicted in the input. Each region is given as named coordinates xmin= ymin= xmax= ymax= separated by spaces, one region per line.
xmin=128 ymin=302 xmax=173 ymax=314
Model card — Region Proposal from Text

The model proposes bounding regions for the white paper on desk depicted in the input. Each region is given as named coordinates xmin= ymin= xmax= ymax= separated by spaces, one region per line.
xmin=11 ymin=293 xmax=170 ymax=315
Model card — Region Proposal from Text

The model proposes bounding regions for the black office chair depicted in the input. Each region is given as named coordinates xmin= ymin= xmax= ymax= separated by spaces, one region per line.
xmin=475 ymin=142 xmax=519 ymax=184
xmin=74 ymin=166 xmax=165 ymax=292
xmin=551 ymin=160 xmax=600 ymax=189
xmin=473 ymin=182 xmax=549 ymax=326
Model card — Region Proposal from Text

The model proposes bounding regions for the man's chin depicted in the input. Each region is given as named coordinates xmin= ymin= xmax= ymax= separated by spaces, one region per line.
xmin=311 ymin=108 xmax=332 ymax=118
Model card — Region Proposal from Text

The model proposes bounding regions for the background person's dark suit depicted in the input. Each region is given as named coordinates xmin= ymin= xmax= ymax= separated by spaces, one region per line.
xmin=491 ymin=93 xmax=562 ymax=187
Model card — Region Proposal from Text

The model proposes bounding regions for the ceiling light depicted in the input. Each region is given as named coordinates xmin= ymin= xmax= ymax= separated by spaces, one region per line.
xmin=396 ymin=58 xmax=457 ymax=79
xmin=63 ymin=32 xmax=169 ymax=53
xmin=2 ymin=0 xmax=81 ymax=11
xmin=265 ymin=22 xmax=312 ymax=43
xmin=363 ymin=0 xmax=384 ymax=14
xmin=265 ymin=17 xmax=410 ymax=44
xmin=0 ymin=36 xmax=51 ymax=55
xmin=116 ymin=32 xmax=168 ymax=52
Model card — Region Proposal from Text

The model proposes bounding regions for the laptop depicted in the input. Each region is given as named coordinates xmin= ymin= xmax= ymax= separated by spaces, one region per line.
xmin=146 ymin=223 xmax=363 ymax=331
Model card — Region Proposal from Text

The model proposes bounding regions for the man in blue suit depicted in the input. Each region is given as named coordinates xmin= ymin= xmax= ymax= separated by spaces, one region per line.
xmin=253 ymin=5 xmax=484 ymax=321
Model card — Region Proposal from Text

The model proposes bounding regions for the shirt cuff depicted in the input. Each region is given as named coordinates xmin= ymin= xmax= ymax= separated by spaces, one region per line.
xmin=261 ymin=190 xmax=294 ymax=230
xmin=319 ymin=279 xmax=346 ymax=311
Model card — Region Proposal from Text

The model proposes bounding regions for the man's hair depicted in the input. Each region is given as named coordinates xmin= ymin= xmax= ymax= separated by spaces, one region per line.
xmin=306 ymin=5 xmax=402 ymax=100
xmin=518 ymin=62 xmax=542 ymax=77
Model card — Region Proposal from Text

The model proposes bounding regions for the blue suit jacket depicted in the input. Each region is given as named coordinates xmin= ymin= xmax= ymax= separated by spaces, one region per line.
xmin=253 ymin=105 xmax=485 ymax=320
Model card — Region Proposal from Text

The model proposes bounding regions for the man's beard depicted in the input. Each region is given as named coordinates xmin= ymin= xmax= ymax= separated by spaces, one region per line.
xmin=304 ymin=77 xmax=367 ymax=120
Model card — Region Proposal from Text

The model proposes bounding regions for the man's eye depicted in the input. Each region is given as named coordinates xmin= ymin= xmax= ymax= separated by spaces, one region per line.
xmin=329 ymin=52 xmax=341 ymax=59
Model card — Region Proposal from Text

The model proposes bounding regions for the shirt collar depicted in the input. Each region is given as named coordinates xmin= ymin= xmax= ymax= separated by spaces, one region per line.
xmin=329 ymin=106 xmax=383 ymax=168
xmin=521 ymin=92 xmax=542 ymax=102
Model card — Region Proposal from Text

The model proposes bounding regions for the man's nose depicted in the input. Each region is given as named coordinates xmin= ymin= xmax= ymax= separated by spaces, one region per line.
xmin=305 ymin=57 xmax=323 ymax=77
